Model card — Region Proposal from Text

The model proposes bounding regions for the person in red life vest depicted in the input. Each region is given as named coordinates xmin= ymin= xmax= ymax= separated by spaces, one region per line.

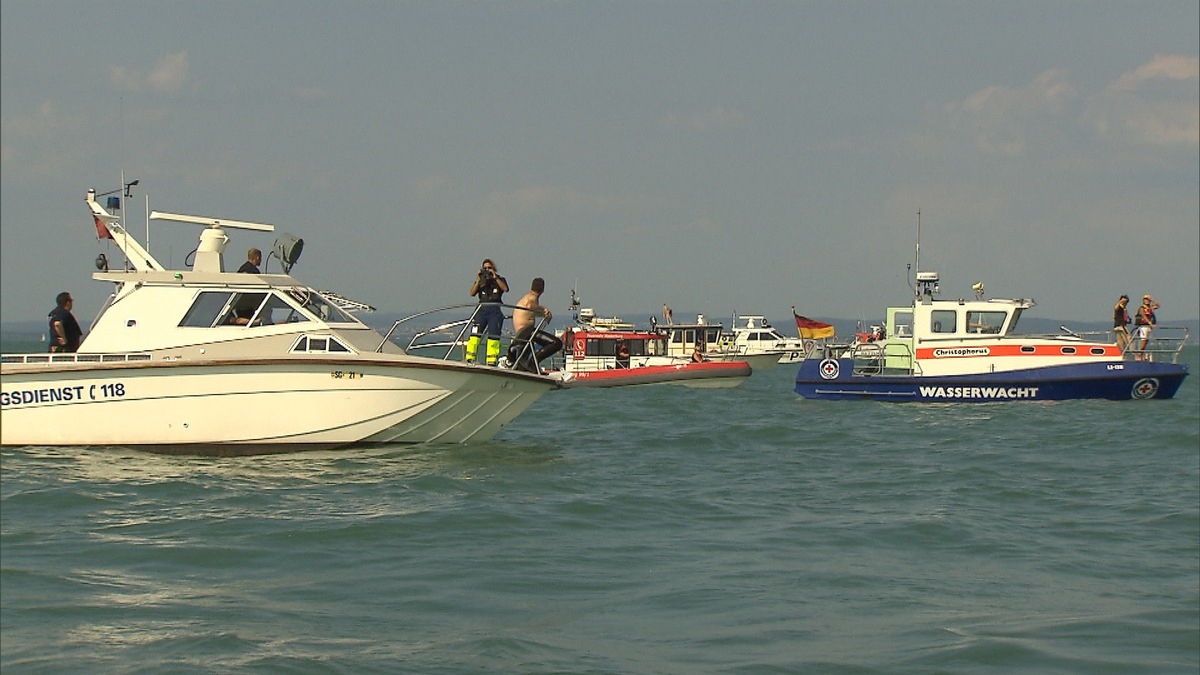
xmin=1133 ymin=294 xmax=1160 ymax=361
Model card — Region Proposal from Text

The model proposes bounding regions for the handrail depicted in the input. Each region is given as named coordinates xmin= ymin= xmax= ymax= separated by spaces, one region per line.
xmin=375 ymin=302 xmax=554 ymax=374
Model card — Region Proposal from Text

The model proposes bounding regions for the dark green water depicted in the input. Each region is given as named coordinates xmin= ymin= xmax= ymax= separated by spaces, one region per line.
xmin=2 ymin=350 xmax=1197 ymax=673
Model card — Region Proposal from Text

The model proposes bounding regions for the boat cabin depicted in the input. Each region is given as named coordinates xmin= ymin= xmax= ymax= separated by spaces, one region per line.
xmin=564 ymin=328 xmax=667 ymax=358
xmin=848 ymin=272 xmax=1037 ymax=374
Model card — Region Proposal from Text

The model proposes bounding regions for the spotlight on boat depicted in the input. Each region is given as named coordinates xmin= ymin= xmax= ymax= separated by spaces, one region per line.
xmin=95 ymin=253 xmax=109 ymax=271
xmin=971 ymin=281 xmax=985 ymax=299
xmin=272 ymin=233 xmax=304 ymax=273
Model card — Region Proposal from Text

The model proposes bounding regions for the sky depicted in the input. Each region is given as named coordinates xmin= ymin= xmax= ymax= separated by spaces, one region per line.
xmin=2 ymin=1 xmax=1197 ymax=329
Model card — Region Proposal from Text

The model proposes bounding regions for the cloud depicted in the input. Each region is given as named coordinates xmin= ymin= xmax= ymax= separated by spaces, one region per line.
xmin=1109 ymin=54 xmax=1199 ymax=93
xmin=945 ymin=69 xmax=1077 ymax=157
xmin=1086 ymin=54 xmax=1199 ymax=148
xmin=661 ymin=107 xmax=748 ymax=131
xmin=108 ymin=50 xmax=189 ymax=93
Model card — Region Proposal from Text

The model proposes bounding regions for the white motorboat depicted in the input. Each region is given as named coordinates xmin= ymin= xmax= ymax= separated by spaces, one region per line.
xmin=719 ymin=314 xmax=809 ymax=365
xmin=0 ymin=188 xmax=560 ymax=455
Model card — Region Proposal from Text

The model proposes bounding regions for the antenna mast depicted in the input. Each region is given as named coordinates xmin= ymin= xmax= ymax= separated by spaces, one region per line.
xmin=914 ymin=208 xmax=921 ymax=276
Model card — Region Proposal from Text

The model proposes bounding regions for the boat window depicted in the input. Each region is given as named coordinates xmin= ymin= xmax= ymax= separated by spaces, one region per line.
xmin=290 ymin=334 xmax=353 ymax=354
xmin=220 ymin=292 xmax=269 ymax=326
xmin=586 ymin=338 xmax=611 ymax=357
xmin=1008 ymin=308 xmax=1025 ymax=334
xmin=261 ymin=293 xmax=310 ymax=325
xmin=287 ymin=288 xmax=358 ymax=324
xmin=180 ymin=291 xmax=235 ymax=327
xmin=892 ymin=311 xmax=913 ymax=338
xmin=931 ymin=310 xmax=957 ymax=334
xmin=1061 ymin=346 xmax=1077 ymax=355
xmin=965 ymin=311 xmax=1006 ymax=334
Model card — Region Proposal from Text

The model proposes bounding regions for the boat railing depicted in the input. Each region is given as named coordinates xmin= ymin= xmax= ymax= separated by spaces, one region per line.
xmin=1123 ymin=325 xmax=1189 ymax=363
xmin=849 ymin=341 xmax=917 ymax=377
xmin=377 ymin=302 xmax=554 ymax=373
xmin=1020 ymin=326 xmax=1190 ymax=364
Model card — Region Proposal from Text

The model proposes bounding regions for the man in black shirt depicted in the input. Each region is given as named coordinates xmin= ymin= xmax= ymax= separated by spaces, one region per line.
xmin=48 ymin=292 xmax=83 ymax=353
xmin=238 ymin=248 xmax=262 ymax=274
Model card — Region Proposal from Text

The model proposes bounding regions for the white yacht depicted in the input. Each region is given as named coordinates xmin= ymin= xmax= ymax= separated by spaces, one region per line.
xmin=720 ymin=314 xmax=809 ymax=365
xmin=0 ymin=188 xmax=560 ymax=454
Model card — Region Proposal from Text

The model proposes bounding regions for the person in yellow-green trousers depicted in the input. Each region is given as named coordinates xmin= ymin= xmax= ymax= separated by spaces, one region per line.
xmin=466 ymin=258 xmax=508 ymax=365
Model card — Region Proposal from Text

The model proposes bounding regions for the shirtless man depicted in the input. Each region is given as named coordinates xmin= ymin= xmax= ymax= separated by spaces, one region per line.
xmin=506 ymin=277 xmax=562 ymax=372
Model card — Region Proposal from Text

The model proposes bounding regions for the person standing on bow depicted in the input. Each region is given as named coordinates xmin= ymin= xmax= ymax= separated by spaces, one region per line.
xmin=1133 ymin=294 xmax=1160 ymax=361
xmin=466 ymin=258 xmax=509 ymax=365
xmin=505 ymin=277 xmax=562 ymax=372
xmin=1112 ymin=294 xmax=1131 ymax=353
xmin=47 ymin=292 xmax=83 ymax=353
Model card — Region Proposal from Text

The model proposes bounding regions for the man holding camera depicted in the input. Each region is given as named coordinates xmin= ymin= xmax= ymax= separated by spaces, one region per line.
xmin=466 ymin=258 xmax=509 ymax=365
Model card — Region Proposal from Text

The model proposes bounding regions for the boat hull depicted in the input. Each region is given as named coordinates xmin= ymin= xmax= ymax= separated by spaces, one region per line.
xmin=704 ymin=352 xmax=781 ymax=372
xmin=795 ymin=357 xmax=1189 ymax=401
xmin=561 ymin=361 xmax=751 ymax=389
xmin=1 ymin=357 xmax=557 ymax=454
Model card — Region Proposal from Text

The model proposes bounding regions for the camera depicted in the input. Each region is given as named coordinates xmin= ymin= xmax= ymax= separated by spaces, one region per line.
xmin=480 ymin=268 xmax=495 ymax=280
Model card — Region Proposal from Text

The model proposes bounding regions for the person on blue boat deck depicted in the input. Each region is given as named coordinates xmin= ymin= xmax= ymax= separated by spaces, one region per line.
xmin=466 ymin=258 xmax=508 ymax=365
xmin=505 ymin=277 xmax=562 ymax=372
xmin=47 ymin=292 xmax=82 ymax=353
xmin=1113 ymin=294 xmax=1131 ymax=352
xmin=1133 ymin=294 xmax=1160 ymax=361
xmin=237 ymin=248 xmax=262 ymax=274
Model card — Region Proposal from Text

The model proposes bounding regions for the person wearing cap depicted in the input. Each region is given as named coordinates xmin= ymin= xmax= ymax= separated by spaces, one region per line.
xmin=1133 ymin=294 xmax=1160 ymax=361
xmin=1112 ymin=294 xmax=1131 ymax=352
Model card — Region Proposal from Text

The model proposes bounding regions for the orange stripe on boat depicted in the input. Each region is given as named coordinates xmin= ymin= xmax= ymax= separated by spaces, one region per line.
xmin=915 ymin=344 xmax=1122 ymax=359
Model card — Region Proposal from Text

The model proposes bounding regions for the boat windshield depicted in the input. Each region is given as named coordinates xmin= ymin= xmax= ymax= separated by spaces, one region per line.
xmin=1008 ymin=308 xmax=1025 ymax=333
xmin=965 ymin=310 xmax=1006 ymax=334
xmin=286 ymin=288 xmax=359 ymax=324
xmin=179 ymin=289 xmax=359 ymax=328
